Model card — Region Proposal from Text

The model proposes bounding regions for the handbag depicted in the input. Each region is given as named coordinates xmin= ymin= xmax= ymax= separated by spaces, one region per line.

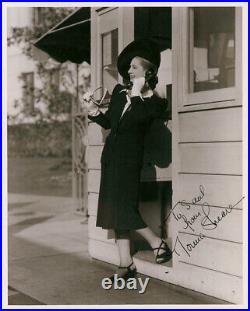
xmin=143 ymin=118 xmax=172 ymax=169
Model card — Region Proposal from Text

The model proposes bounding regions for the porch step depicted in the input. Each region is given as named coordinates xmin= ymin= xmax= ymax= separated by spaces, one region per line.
xmin=132 ymin=249 xmax=173 ymax=284
xmin=132 ymin=238 xmax=173 ymax=278
xmin=133 ymin=250 xmax=173 ymax=269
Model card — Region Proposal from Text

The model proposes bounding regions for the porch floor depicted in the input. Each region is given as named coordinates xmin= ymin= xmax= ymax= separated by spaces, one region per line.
xmin=7 ymin=193 xmax=231 ymax=306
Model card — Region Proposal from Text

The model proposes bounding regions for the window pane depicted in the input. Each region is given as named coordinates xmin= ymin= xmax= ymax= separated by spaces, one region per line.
xmin=50 ymin=68 xmax=60 ymax=90
xmin=33 ymin=8 xmax=44 ymax=26
xmin=22 ymin=72 xmax=34 ymax=112
xmin=190 ymin=8 xmax=235 ymax=93
xmin=102 ymin=29 xmax=119 ymax=95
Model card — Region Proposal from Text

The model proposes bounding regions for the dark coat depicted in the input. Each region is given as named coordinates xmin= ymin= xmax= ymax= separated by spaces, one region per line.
xmin=88 ymin=83 xmax=167 ymax=230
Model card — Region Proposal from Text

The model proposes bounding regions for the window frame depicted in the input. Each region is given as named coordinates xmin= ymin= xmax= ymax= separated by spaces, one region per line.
xmin=96 ymin=7 xmax=119 ymax=97
xmin=101 ymin=28 xmax=119 ymax=94
xmin=178 ymin=7 xmax=241 ymax=112
xmin=93 ymin=7 xmax=134 ymax=96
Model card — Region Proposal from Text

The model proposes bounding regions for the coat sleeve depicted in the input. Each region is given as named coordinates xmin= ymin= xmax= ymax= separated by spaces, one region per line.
xmin=88 ymin=84 xmax=122 ymax=129
xmin=130 ymin=95 xmax=169 ymax=121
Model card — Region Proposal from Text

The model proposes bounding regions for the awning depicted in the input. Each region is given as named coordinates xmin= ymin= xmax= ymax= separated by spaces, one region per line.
xmin=33 ymin=8 xmax=90 ymax=64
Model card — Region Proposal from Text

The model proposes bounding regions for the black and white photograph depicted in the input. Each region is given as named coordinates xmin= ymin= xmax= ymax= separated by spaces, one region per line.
xmin=3 ymin=2 xmax=248 ymax=308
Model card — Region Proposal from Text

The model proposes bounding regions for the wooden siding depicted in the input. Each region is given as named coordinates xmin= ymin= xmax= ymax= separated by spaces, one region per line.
xmin=179 ymin=142 xmax=242 ymax=175
xmin=172 ymin=107 xmax=243 ymax=282
xmin=87 ymin=6 xmax=244 ymax=305
xmin=170 ymin=7 xmax=244 ymax=303
xmin=89 ymin=238 xmax=242 ymax=303
xmin=179 ymin=107 xmax=242 ymax=142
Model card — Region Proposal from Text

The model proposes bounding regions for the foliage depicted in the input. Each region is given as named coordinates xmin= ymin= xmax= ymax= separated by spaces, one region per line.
xmin=8 ymin=121 xmax=72 ymax=157
xmin=8 ymin=8 xmax=76 ymax=58
xmin=8 ymin=7 xmax=77 ymax=123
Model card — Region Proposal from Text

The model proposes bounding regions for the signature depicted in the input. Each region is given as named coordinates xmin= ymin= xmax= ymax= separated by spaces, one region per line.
xmin=164 ymin=185 xmax=244 ymax=261
xmin=172 ymin=232 xmax=205 ymax=258
xmin=176 ymin=197 xmax=244 ymax=232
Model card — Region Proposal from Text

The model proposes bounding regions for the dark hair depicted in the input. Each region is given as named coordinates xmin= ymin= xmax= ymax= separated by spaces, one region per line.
xmin=137 ymin=56 xmax=159 ymax=90
xmin=123 ymin=56 xmax=159 ymax=90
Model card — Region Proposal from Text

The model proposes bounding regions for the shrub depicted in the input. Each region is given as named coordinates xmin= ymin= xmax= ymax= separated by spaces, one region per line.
xmin=8 ymin=121 xmax=72 ymax=157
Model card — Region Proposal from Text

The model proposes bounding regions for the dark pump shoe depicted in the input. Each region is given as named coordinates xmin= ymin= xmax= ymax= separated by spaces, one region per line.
xmin=153 ymin=240 xmax=172 ymax=264
xmin=110 ymin=262 xmax=137 ymax=283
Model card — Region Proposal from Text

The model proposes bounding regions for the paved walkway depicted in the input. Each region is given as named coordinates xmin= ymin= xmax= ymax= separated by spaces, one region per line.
xmin=6 ymin=193 xmax=229 ymax=307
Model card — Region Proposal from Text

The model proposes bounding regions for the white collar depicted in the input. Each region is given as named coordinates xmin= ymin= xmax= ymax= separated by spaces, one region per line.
xmin=120 ymin=88 xmax=153 ymax=100
xmin=141 ymin=89 xmax=154 ymax=98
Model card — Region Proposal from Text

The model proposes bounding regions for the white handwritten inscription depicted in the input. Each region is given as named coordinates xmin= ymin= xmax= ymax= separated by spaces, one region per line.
xmin=164 ymin=185 xmax=244 ymax=259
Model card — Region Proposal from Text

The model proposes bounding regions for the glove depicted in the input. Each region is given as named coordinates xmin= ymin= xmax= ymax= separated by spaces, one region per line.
xmin=81 ymin=91 xmax=100 ymax=115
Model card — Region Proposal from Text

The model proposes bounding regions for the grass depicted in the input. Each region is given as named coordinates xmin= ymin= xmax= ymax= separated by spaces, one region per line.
xmin=8 ymin=157 xmax=72 ymax=197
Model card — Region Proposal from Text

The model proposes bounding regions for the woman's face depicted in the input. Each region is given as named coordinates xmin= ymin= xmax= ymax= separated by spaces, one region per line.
xmin=128 ymin=57 xmax=146 ymax=81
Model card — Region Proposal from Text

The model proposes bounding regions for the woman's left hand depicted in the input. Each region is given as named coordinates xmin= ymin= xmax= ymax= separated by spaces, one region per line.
xmin=81 ymin=91 xmax=100 ymax=114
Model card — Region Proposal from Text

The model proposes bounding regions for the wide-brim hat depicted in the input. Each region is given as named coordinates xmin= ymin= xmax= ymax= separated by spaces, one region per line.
xmin=117 ymin=39 xmax=161 ymax=79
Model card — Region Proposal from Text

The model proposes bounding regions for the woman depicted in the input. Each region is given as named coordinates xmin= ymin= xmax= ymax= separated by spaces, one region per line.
xmin=83 ymin=40 xmax=172 ymax=281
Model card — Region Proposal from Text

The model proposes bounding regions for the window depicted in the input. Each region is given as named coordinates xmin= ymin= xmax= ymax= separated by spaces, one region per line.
xmin=189 ymin=8 xmax=235 ymax=93
xmin=48 ymin=68 xmax=60 ymax=91
xmin=22 ymin=72 xmax=34 ymax=113
xmin=33 ymin=8 xmax=44 ymax=26
xmin=101 ymin=28 xmax=119 ymax=94
xmin=46 ymin=68 xmax=72 ymax=114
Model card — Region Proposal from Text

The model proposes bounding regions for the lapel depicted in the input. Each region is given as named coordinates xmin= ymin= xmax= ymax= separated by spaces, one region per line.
xmin=116 ymin=88 xmax=128 ymax=125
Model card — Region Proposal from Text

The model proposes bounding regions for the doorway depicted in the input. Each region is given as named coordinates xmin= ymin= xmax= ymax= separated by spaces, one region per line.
xmin=131 ymin=7 xmax=173 ymax=264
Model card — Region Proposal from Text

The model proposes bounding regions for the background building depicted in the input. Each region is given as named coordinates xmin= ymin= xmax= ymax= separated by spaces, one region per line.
xmin=7 ymin=7 xmax=91 ymax=213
